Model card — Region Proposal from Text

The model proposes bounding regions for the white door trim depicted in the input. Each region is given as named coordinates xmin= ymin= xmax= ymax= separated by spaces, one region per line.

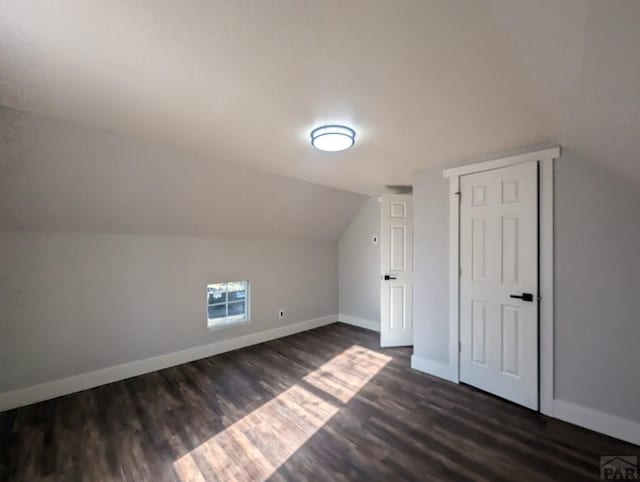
xmin=443 ymin=147 xmax=560 ymax=179
xmin=443 ymin=146 xmax=560 ymax=416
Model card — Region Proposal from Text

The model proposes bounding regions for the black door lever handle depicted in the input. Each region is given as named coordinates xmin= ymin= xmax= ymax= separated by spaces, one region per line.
xmin=384 ymin=275 xmax=397 ymax=280
xmin=510 ymin=293 xmax=534 ymax=302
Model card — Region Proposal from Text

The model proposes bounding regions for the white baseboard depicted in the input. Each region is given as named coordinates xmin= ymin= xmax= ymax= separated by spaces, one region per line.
xmin=0 ymin=314 xmax=338 ymax=412
xmin=338 ymin=314 xmax=380 ymax=332
xmin=5 ymin=314 xmax=638 ymax=448
xmin=552 ymin=399 xmax=640 ymax=446
xmin=411 ymin=355 xmax=458 ymax=383
xmin=408 ymin=357 xmax=639 ymax=446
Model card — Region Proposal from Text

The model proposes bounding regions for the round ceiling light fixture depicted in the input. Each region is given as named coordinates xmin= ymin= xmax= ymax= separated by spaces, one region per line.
xmin=310 ymin=125 xmax=356 ymax=152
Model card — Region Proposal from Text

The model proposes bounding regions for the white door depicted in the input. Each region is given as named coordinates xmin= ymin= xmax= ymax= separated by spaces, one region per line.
xmin=459 ymin=162 xmax=539 ymax=410
xmin=380 ymin=195 xmax=413 ymax=347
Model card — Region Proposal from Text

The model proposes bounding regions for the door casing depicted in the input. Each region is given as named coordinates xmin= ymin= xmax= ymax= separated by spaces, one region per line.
xmin=443 ymin=146 xmax=559 ymax=415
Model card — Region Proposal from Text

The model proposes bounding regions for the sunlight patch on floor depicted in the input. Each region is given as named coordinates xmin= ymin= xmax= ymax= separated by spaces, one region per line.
xmin=303 ymin=345 xmax=392 ymax=403
xmin=172 ymin=344 xmax=391 ymax=482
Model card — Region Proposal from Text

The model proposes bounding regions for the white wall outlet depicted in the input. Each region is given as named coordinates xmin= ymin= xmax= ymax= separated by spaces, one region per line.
xmin=372 ymin=235 xmax=378 ymax=245
xmin=278 ymin=309 xmax=284 ymax=319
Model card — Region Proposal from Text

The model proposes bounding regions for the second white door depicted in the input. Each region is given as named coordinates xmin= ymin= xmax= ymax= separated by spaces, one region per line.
xmin=380 ymin=195 xmax=413 ymax=347
xmin=459 ymin=162 xmax=539 ymax=410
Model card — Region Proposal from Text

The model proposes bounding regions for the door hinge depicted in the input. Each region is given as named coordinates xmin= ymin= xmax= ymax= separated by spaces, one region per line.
xmin=458 ymin=341 xmax=461 ymax=353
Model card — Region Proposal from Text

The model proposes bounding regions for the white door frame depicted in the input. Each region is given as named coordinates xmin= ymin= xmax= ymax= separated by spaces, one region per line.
xmin=443 ymin=146 xmax=560 ymax=416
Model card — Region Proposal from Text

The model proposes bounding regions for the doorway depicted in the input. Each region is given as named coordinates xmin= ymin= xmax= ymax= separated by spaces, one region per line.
xmin=444 ymin=146 xmax=558 ymax=414
xmin=459 ymin=162 xmax=539 ymax=409
xmin=380 ymin=195 xmax=414 ymax=347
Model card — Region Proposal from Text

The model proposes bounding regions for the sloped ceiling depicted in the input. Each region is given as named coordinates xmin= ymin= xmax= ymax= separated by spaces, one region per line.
xmin=1 ymin=1 xmax=639 ymax=200
xmin=0 ymin=105 xmax=365 ymax=240
xmin=491 ymin=0 xmax=640 ymax=186
xmin=1 ymin=0 xmax=550 ymax=195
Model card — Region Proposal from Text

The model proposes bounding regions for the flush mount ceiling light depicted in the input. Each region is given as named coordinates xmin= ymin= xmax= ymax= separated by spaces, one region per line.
xmin=310 ymin=125 xmax=356 ymax=152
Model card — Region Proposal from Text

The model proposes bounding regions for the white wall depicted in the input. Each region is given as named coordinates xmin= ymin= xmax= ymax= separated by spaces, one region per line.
xmin=0 ymin=232 xmax=338 ymax=393
xmin=412 ymin=149 xmax=640 ymax=435
xmin=338 ymin=197 xmax=380 ymax=328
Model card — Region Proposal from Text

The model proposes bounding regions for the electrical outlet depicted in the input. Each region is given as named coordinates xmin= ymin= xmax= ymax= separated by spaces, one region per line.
xmin=278 ymin=309 xmax=284 ymax=319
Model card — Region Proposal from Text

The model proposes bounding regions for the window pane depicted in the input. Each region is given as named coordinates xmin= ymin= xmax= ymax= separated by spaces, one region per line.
xmin=227 ymin=282 xmax=246 ymax=302
xmin=207 ymin=284 xmax=227 ymax=305
xmin=227 ymin=281 xmax=245 ymax=291
xmin=228 ymin=301 xmax=245 ymax=317
xmin=208 ymin=304 xmax=227 ymax=320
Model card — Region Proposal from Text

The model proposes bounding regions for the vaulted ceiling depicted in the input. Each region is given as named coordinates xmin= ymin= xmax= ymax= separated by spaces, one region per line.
xmin=0 ymin=105 xmax=365 ymax=240
xmin=1 ymin=0 xmax=639 ymax=194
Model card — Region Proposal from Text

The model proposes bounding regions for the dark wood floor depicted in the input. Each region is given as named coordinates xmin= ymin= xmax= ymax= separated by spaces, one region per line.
xmin=1 ymin=323 xmax=637 ymax=481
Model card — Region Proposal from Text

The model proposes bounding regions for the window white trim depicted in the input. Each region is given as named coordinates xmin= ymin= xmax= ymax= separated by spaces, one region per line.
xmin=207 ymin=317 xmax=251 ymax=331
xmin=443 ymin=146 xmax=560 ymax=416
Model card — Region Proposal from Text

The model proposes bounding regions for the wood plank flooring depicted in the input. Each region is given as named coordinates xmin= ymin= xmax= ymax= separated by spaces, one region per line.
xmin=1 ymin=323 xmax=637 ymax=481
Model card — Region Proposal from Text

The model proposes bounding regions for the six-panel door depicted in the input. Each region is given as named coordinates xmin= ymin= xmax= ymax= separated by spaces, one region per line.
xmin=459 ymin=162 xmax=539 ymax=410
xmin=380 ymin=195 xmax=414 ymax=347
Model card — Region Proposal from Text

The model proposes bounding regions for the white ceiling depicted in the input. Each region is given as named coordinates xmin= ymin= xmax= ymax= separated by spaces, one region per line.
xmin=1 ymin=0 xmax=639 ymax=194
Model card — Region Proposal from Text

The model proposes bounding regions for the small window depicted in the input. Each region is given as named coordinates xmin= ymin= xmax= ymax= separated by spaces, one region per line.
xmin=207 ymin=281 xmax=250 ymax=329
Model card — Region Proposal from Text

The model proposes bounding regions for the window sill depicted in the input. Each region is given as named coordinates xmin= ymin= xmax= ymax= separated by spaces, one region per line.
xmin=207 ymin=318 xmax=251 ymax=331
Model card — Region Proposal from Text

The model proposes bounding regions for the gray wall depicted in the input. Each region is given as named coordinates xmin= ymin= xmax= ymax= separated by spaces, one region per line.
xmin=338 ymin=197 xmax=380 ymax=324
xmin=554 ymin=152 xmax=640 ymax=422
xmin=412 ymin=149 xmax=640 ymax=423
xmin=413 ymin=169 xmax=450 ymax=363
xmin=0 ymin=106 xmax=355 ymax=396
xmin=0 ymin=232 xmax=338 ymax=393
